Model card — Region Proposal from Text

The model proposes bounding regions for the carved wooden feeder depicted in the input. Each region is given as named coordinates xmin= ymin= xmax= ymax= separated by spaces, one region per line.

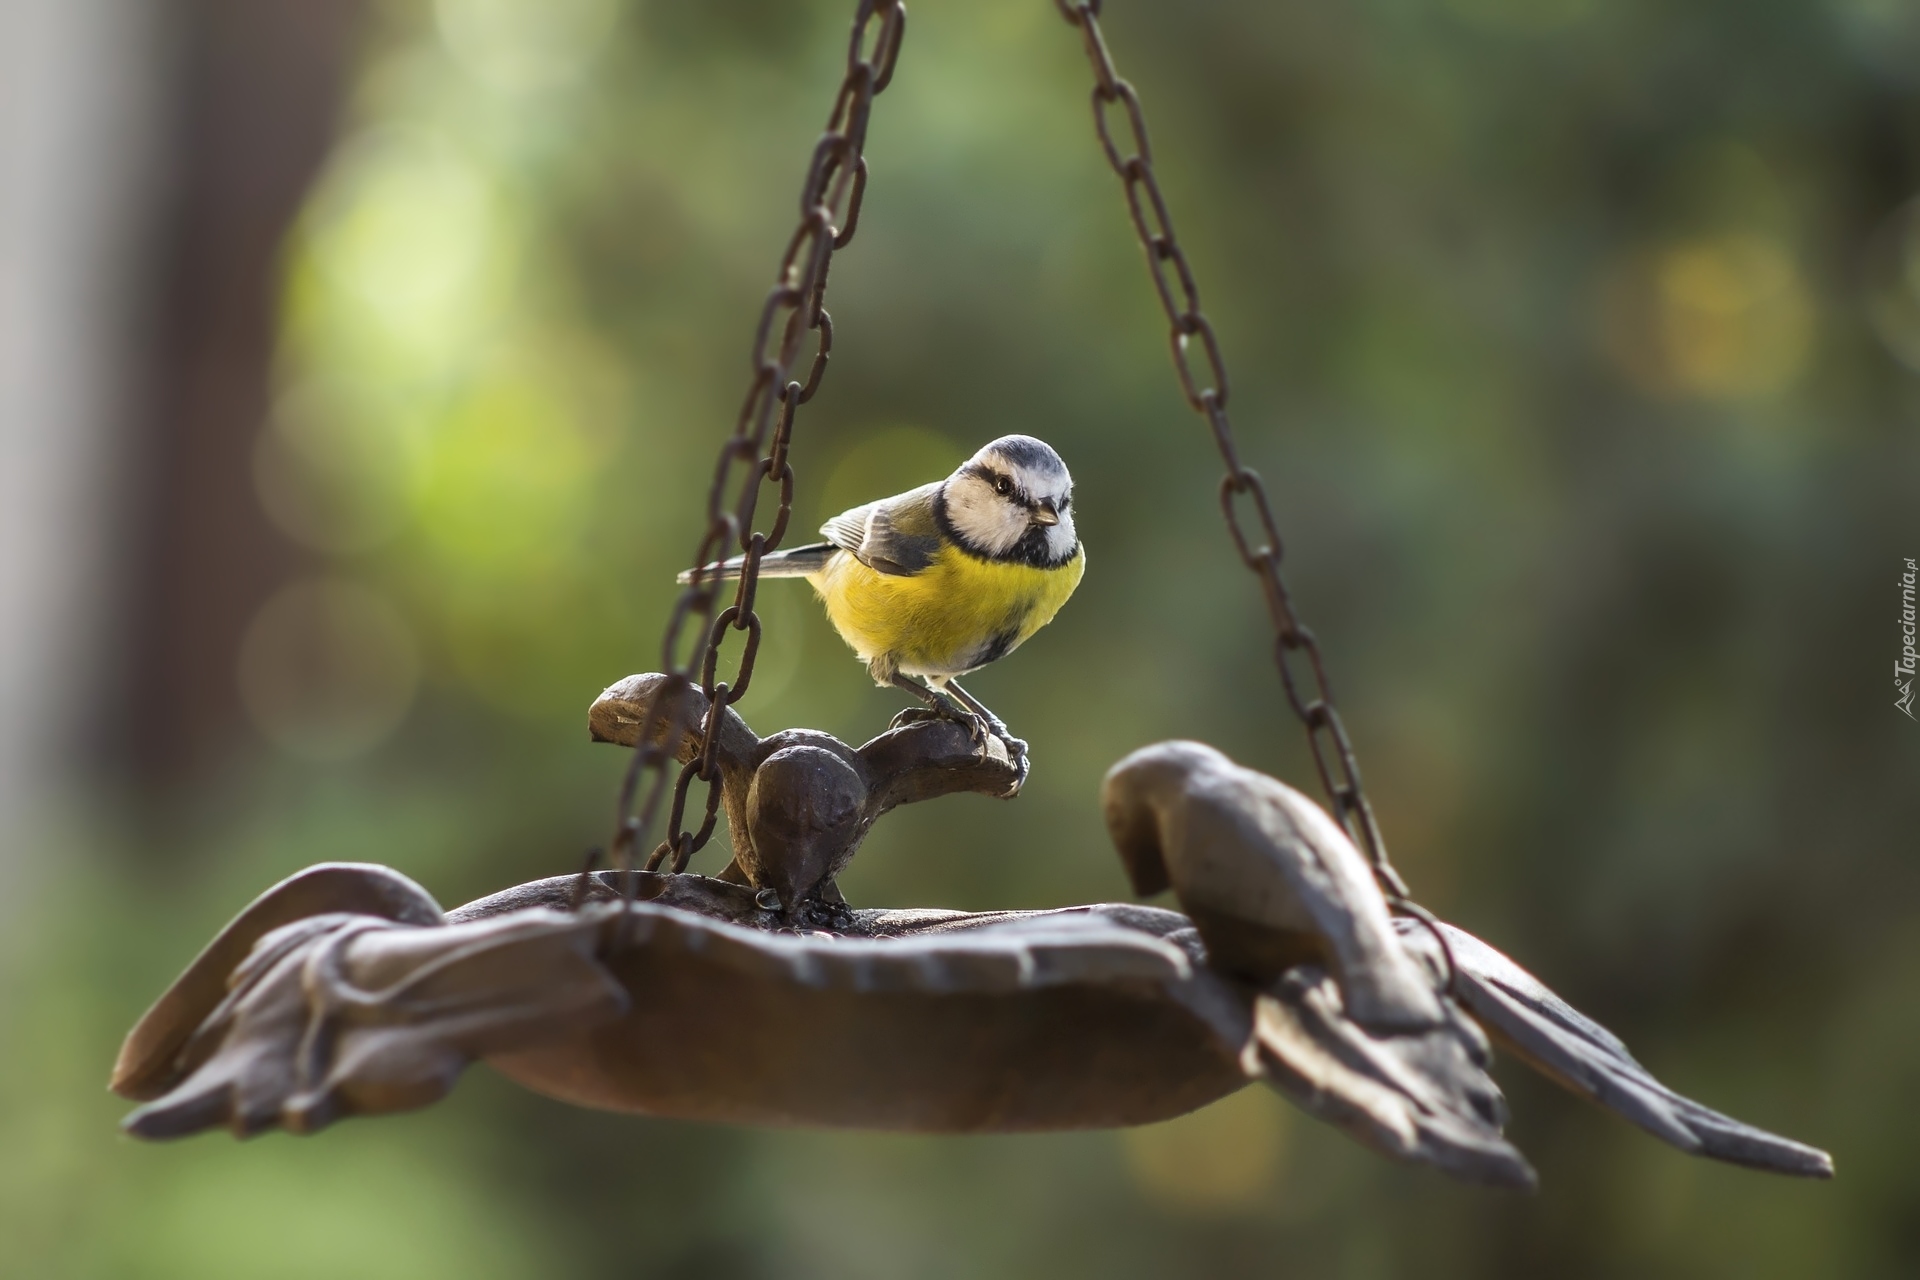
xmin=113 ymin=0 xmax=1832 ymax=1193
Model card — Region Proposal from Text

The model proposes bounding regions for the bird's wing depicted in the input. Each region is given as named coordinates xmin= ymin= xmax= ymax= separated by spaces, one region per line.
xmin=1395 ymin=919 xmax=1833 ymax=1178
xmin=1245 ymin=966 xmax=1537 ymax=1189
xmin=818 ymin=503 xmax=874 ymax=553
xmin=820 ymin=483 xmax=944 ymax=577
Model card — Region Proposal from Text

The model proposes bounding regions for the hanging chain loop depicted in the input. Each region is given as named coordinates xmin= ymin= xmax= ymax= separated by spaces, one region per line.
xmin=1055 ymin=0 xmax=1410 ymax=902
xmin=610 ymin=0 xmax=906 ymax=889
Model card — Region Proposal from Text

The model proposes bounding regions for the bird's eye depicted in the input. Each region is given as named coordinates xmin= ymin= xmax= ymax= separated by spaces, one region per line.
xmin=1058 ymin=496 xmax=1070 ymax=511
xmin=994 ymin=476 xmax=1013 ymax=496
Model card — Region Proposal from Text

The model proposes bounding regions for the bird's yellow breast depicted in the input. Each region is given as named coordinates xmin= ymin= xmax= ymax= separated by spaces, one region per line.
xmin=809 ymin=544 xmax=1086 ymax=680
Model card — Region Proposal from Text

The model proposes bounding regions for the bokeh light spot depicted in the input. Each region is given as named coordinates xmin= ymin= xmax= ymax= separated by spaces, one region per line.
xmin=412 ymin=355 xmax=597 ymax=576
xmin=238 ymin=578 xmax=421 ymax=760
xmin=1122 ymin=1085 xmax=1289 ymax=1214
xmin=1865 ymin=196 xmax=1920 ymax=373
xmin=1601 ymin=233 xmax=1813 ymax=401
xmin=1833 ymin=0 xmax=1920 ymax=84
xmin=99 ymin=1138 xmax=542 ymax=1280
xmin=1446 ymin=0 xmax=1595 ymax=33
xmin=436 ymin=0 xmax=618 ymax=95
xmin=817 ymin=425 xmax=965 ymax=525
xmin=253 ymin=379 xmax=414 ymax=553
xmin=299 ymin=129 xmax=512 ymax=370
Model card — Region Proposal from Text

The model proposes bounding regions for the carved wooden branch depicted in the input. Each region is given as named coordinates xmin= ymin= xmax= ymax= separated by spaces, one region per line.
xmin=589 ymin=673 xmax=1022 ymax=912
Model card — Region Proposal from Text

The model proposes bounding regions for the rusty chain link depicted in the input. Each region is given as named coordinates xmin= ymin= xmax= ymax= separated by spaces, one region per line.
xmin=1053 ymin=0 xmax=1414 ymax=904
xmin=606 ymin=0 xmax=1423 ymax=948
xmin=608 ymin=0 xmax=906 ymax=888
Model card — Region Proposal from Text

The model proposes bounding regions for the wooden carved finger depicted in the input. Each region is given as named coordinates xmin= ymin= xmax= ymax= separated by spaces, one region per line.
xmin=119 ymin=907 xmax=628 ymax=1139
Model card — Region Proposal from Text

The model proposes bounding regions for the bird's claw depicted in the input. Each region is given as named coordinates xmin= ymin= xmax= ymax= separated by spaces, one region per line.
xmin=888 ymin=701 xmax=1001 ymax=754
xmin=887 ymin=706 xmax=943 ymax=731
xmin=887 ymin=699 xmax=987 ymax=746
xmin=959 ymin=710 xmax=992 ymax=751
xmin=998 ymin=735 xmax=1031 ymax=797
xmin=888 ymin=699 xmax=1027 ymax=792
xmin=965 ymin=714 xmax=1030 ymax=795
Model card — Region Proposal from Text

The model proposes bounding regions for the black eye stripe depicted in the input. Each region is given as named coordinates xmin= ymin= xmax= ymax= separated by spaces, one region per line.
xmin=962 ymin=463 xmax=1014 ymax=491
xmin=960 ymin=462 xmax=1075 ymax=511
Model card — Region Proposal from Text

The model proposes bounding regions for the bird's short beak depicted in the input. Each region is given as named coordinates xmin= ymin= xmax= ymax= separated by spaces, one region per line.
xmin=1030 ymin=504 xmax=1059 ymax=527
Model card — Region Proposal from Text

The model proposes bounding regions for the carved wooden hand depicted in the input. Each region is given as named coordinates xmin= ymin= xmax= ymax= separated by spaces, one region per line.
xmin=107 ymin=725 xmax=1832 ymax=1190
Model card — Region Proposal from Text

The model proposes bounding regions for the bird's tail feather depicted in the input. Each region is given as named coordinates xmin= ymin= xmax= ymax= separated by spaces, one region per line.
xmin=675 ymin=542 xmax=834 ymax=585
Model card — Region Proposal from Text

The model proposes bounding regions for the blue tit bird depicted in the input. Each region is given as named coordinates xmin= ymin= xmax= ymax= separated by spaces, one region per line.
xmin=679 ymin=434 xmax=1085 ymax=754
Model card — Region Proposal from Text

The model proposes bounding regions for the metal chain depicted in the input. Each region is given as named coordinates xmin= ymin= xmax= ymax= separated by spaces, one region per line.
xmin=608 ymin=0 xmax=906 ymax=886
xmin=1053 ymin=0 xmax=1411 ymax=903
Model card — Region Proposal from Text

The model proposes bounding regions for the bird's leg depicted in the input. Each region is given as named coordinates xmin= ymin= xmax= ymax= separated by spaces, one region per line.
xmin=886 ymin=674 xmax=990 ymax=747
xmin=945 ymin=680 xmax=1028 ymax=770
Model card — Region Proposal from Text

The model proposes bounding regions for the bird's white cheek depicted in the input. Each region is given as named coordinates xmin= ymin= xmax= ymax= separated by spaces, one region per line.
xmin=948 ymin=489 xmax=1027 ymax=556
xmin=1047 ymin=515 xmax=1078 ymax=559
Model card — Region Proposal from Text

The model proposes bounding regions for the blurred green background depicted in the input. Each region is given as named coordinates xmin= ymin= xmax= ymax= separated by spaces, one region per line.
xmin=3 ymin=0 xmax=1919 ymax=1275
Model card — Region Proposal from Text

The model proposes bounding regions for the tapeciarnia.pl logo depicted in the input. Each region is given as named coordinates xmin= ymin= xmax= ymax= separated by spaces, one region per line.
xmin=1899 ymin=557 xmax=1917 ymax=720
